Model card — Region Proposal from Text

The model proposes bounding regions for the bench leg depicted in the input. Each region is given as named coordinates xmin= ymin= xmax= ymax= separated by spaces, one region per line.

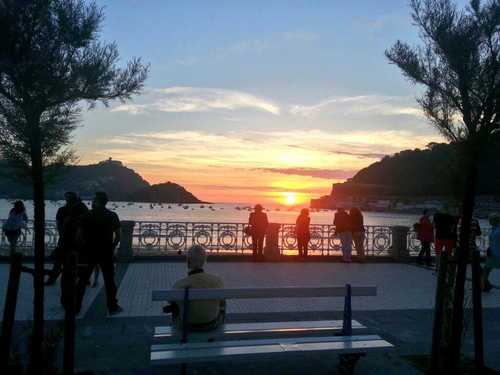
xmin=338 ymin=353 xmax=365 ymax=375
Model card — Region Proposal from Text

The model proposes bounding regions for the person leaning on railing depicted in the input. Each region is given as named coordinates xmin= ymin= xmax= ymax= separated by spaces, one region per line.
xmin=416 ymin=209 xmax=434 ymax=267
xmin=163 ymin=245 xmax=225 ymax=331
xmin=349 ymin=207 xmax=365 ymax=262
xmin=334 ymin=207 xmax=352 ymax=263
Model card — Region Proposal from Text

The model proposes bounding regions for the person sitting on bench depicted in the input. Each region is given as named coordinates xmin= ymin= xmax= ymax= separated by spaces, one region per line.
xmin=163 ymin=245 xmax=225 ymax=331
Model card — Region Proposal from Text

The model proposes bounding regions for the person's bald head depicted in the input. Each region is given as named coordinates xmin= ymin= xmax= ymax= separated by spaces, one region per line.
xmin=187 ymin=245 xmax=207 ymax=270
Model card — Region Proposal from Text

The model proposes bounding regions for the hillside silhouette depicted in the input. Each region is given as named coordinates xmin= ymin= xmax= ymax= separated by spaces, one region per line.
xmin=0 ymin=159 xmax=204 ymax=203
xmin=318 ymin=136 xmax=500 ymax=201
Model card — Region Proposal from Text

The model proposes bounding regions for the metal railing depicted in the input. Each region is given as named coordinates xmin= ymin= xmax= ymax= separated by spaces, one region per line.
xmin=0 ymin=219 xmax=490 ymax=257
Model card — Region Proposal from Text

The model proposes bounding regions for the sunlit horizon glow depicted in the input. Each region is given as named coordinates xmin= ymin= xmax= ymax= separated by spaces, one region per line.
xmin=283 ymin=192 xmax=298 ymax=206
xmin=75 ymin=1 xmax=446 ymax=205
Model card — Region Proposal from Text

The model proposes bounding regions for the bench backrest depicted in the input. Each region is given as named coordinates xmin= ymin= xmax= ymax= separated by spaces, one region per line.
xmin=152 ymin=286 xmax=376 ymax=302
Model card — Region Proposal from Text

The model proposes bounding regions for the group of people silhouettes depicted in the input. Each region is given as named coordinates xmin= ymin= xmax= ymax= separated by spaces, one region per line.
xmin=2 ymin=192 xmax=123 ymax=315
xmin=415 ymin=206 xmax=500 ymax=292
xmin=246 ymin=205 xmax=365 ymax=262
xmin=3 ymin=197 xmax=499 ymax=324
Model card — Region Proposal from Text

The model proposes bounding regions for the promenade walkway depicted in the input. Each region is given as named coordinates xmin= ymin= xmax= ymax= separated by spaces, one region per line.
xmin=1 ymin=262 xmax=500 ymax=374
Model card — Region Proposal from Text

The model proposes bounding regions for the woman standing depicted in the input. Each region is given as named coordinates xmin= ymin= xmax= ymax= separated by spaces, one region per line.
xmin=417 ymin=209 xmax=434 ymax=266
xmin=2 ymin=200 xmax=28 ymax=256
xmin=295 ymin=209 xmax=311 ymax=258
xmin=349 ymin=207 xmax=365 ymax=262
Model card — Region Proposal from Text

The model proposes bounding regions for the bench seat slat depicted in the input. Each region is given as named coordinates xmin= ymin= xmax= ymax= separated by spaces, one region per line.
xmin=151 ymin=336 xmax=393 ymax=365
xmin=154 ymin=320 xmax=365 ymax=338
xmin=152 ymin=286 xmax=377 ymax=301
xmin=152 ymin=334 xmax=382 ymax=352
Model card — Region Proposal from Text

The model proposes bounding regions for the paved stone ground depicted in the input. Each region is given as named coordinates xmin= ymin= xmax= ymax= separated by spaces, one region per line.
xmin=114 ymin=262 xmax=500 ymax=317
xmin=0 ymin=263 xmax=102 ymax=320
xmin=2 ymin=261 xmax=500 ymax=374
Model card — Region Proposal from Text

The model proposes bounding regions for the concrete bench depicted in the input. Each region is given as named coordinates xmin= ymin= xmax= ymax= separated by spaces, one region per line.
xmin=151 ymin=285 xmax=393 ymax=374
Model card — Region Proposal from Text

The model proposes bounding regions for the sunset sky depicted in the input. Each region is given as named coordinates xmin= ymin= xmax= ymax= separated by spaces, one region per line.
xmin=76 ymin=0 xmax=452 ymax=205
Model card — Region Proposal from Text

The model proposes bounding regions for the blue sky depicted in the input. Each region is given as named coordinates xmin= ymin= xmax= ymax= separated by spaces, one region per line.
xmin=76 ymin=0 xmax=453 ymax=204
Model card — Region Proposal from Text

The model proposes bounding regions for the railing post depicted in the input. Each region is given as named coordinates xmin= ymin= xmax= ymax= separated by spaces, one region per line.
xmin=342 ymin=283 xmax=352 ymax=336
xmin=264 ymin=223 xmax=281 ymax=260
xmin=117 ymin=220 xmax=135 ymax=261
xmin=391 ymin=226 xmax=410 ymax=260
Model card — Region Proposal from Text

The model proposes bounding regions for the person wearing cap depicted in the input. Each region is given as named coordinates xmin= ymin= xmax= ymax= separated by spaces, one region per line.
xmin=164 ymin=245 xmax=225 ymax=331
xmin=295 ymin=208 xmax=310 ymax=258
xmin=248 ymin=204 xmax=269 ymax=260
xmin=482 ymin=213 xmax=500 ymax=292
xmin=46 ymin=192 xmax=88 ymax=286
xmin=75 ymin=192 xmax=122 ymax=315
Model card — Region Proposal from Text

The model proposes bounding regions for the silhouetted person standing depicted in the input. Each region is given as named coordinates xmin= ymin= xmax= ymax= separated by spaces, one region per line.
xmin=76 ymin=192 xmax=122 ymax=315
xmin=46 ymin=192 xmax=88 ymax=285
xmin=417 ymin=209 xmax=434 ymax=266
xmin=434 ymin=205 xmax=458 ymax=272
xmin=334 ymin=208 xmax=352 ymax=263
xmin=296 ymin=209 xmax=310 ymax=258
xmin=249 ymin=204 xmax=268 ymax=260
xmin=349 ymin=207 xmax=365 ymax=262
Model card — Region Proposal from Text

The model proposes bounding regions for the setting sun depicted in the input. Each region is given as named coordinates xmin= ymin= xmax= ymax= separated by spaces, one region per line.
xmin=283 ymin=192 xmax=297 ymax=206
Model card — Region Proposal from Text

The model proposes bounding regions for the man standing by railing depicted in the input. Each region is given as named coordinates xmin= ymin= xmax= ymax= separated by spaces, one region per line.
xmin=248 ymin=204 xmax=268 ymax=261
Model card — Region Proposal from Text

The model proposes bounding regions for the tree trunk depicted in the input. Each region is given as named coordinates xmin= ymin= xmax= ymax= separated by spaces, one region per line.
xmin=30 ymin=122 xmax=45 ymax=373
xmin=447 ymin=141 xmax=480 ymax=373
xmin=430 ymin=252 xmax=448 ymax=374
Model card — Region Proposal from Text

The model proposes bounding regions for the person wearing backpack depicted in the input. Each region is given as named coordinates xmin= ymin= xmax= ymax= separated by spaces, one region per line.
xmin=2 ymin=200 xmax=28 ymax=256
xmin=416 ymin=209 xmax=434 ymax=266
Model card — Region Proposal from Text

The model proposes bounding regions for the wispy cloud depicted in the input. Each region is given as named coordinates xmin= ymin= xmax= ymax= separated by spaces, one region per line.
xmin=87 ymin=128 xmax=442 ymax=202
xmin=111 ymin=103 xmax=147 ymax=115
xmin=290 ymin=95 xmax=424 ymax=119
xmin=257 ymin=167 xmax=355 ymax=180
xmin=94 ymin=128 xmax=440 ymax=171
xmin=332 ymin=150 xmax=387 ymax=159
xmin=290 ymin=96 xmax=368 ymax=117
xmin=111 ymin=86 xmax=280 ymax=115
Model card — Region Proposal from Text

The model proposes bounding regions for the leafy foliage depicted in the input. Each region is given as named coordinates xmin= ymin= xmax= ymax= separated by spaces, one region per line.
xmin=386 ymin=0 xmax=499 ymax=142
xmin=0 ymin=0 xmax=149 ymax=170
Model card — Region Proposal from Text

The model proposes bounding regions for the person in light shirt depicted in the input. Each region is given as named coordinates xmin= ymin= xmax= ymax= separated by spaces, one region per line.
xmin=164 ymin=245 xmax=225 ymax=331
xmin=482 ymin=214 xmax=500 ymax=292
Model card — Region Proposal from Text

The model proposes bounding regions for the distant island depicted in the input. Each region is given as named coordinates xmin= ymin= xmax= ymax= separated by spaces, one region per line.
xmin=311 ymin=137 xmax=500 ymax=216
xmin=0 ymin=158 xmax=206 ymax=204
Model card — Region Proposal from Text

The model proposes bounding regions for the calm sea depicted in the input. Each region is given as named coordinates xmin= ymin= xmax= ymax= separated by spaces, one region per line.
xmin=0 ymin=198 xmax=426 ymax=226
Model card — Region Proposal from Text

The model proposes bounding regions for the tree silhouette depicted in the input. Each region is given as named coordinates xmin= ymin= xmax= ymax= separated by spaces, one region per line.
xmin=386 ymin=0 xmax=499 ymax=372
xmin=0 ymin=0 xmax=148 ymax=370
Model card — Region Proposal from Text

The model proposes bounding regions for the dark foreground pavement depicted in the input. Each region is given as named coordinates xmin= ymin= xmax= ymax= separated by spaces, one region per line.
xmin=65 ymin=308 xmax=500 ymax=375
